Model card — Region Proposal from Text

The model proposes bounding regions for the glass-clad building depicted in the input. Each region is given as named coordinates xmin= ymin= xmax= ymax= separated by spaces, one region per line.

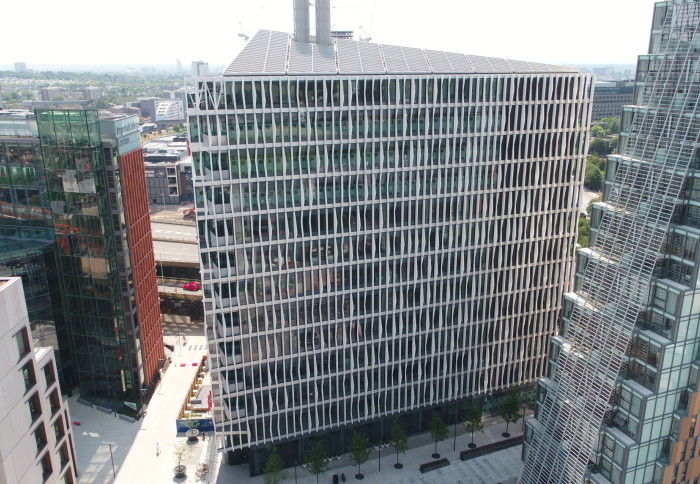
xmin=0 ymin=108 xmax=163 ymax=407
xmin=522 ymin=2 xmax=700 ymax=483
xmin=190 ymin=28 xmax=592 ymax=474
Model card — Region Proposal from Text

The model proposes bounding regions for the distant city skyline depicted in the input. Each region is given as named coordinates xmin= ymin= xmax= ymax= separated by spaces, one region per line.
xmin=4 ymin=0 xmax=658 ymax=69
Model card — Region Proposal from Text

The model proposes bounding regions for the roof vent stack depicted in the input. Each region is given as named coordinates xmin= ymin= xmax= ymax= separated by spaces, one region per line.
xmin=315 ymin=0 xmax=332 ymax=45
xmin=293 ymin=0 xmax=310 ymax=43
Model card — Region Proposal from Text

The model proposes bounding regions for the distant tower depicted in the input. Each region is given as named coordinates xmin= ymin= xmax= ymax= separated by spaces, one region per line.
xmin=191 ymin=61 xmax=209 ymax=76
xmin=176 ymin=59 xmax=183 ymax=72
xmin=14 ymin=62 xmax=27 ymax=72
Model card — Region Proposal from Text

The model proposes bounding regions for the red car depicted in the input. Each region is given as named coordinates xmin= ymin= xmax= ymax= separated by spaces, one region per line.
xmin=182 ymin=282 xmax=200 ymax=291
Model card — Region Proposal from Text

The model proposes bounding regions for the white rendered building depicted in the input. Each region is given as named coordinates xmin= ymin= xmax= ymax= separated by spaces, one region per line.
xmin=188 ymin=14 xmax=592 ymax=474
xmin=0 ymin=277 xmax=77 ymax=484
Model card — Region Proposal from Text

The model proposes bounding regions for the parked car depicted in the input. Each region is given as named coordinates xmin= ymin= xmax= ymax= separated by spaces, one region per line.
xmin=182 ymin=282 xmax=200 ymax=291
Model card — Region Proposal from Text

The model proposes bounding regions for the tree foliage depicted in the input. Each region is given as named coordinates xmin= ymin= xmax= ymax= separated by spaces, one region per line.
xmin=601 ymin=116 xmax=620 ymax=135
xmin=577 ymin=217 xmax=589 ymax=248
xmin=590 ymin=125 xmax=606 ymax=138
xmin=584 ymin=163 xmax=604 ymax=192
xmin=305 ymin=441 xmax=329 ymax=484
xmin=589 ymin=138 xmax=611 ymax=156
xmin=463 ymin=406 xmax=483 ymax=445
xmin=501 ymin=393 xmax=522 ymax=434
xmin=390 ymin=418 xmax=408 ymax=465
xmin=348 ymin=432 xmax=371 ymax=476
xmin=429 ymin=412 xmax=449 ymax=455
xmin=263 ymin=445 xmax=288 ymax=484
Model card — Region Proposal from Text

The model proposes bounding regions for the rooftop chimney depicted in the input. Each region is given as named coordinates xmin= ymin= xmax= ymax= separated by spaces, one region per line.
xmin=293 ymin=0 xmax=310 ymax=43
xmin=315 ymin=0 xmax=332 ymax=45
xmin=293 ymin=0 xmax=332 ymax=45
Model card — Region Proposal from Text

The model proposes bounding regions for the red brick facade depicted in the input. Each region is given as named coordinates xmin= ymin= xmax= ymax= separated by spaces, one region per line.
xmin=119 ymin=147 xmax=164 ymax=387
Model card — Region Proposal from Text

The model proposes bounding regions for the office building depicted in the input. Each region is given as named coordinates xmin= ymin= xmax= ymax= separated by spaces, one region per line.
xmin=0 ymin=277 xmax=78 ymax=484
xmin=190 ymin=1 xmax=592 ymax=475
xmin=192 ymin=61 xmax=210 ymax=76
xmin=1 ymin=109 xmax=164 ymax=408
xmin=591 ymin=81 xmax=634 ymax=121
xmin=522 ymin=2 xmax=700 ymax=483
xmin=143 ymin=135 xmax=193 ymax=204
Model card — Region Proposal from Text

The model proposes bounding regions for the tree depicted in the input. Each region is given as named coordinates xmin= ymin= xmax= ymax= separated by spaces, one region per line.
xmin=172 ymin=441 xmax=192 ymax=475
xmin=348 ymin=432 xmax=371 ymax=479
xmin=590 ymin=125 xmax=606 ymax=139
xmin=586 ymin=195 xmax=602 ymax=216
xmin=463 ymin=406 xmax=483 ymax=449
xmin=602 ymin=116 xmax=620 ymax=135
xmin=390 ymin=418 xmax=408 ymax=469
xmin=589 ymin=137 xmax=611 ymax=156
xmin=263 ymin=445 xmax=288 ymax=484
xmin=501 ymin=392 xmax=521 ymax=437
xmin=609 ymin=135 xmax=619 ymax=154
xmin=429 ymin=412 xmax=448 ymax=458
xmin=577 ymin=217 xmax=589 ymax=248
xmin=584 ymin=163 xmax=604 ymax=192
xmin=305 ymin=441 xmax=329 ymax=484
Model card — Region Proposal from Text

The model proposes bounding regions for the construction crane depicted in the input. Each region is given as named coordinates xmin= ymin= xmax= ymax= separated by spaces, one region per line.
xmin=358 ymin=26 xmax=371 ymax=42
xmin=238 ymin=22 xmax=250 ymax=43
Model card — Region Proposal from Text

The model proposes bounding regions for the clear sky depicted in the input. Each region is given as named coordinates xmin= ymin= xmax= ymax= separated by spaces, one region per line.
xmin=3 ymin=0 xmax=659 ymax=69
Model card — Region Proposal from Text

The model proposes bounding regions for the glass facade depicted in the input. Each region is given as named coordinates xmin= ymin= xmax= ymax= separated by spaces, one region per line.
xmin=522 ymin=2 xmax=700 ymax=483
xmin=35 ymin=110 xmax=134 ymax=402
xmin=192 ymin=32 xmax=592 ymax=475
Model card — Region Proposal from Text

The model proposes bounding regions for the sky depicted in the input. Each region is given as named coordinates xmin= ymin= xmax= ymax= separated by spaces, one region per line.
xmin=2 ymin=0 xmax=660 ymax=70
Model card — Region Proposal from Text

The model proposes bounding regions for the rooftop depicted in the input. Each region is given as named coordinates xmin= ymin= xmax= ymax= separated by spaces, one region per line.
xmin=225 ymin=30 xmax=579 ymax=76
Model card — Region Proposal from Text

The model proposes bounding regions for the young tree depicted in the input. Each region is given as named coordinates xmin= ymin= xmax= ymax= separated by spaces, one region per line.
xmin=429 ymin=412 xmax=448 ymax=458
xmin=172 ymin=441 xmax=192 ymax=476
xmin=463 ymin=406 xmax=483 ymax=449
xmin=390 ymin=418 xmax=408 ymax=469
xmin=305 ymin=441 xmax=329 ymax=484
xmin=348 ymin=432 xmax=371 ymax=479
xmin=263 ymin=445 xmax=288 ymax=484
xmin=501 ymin=392 xmax=521 ymax=437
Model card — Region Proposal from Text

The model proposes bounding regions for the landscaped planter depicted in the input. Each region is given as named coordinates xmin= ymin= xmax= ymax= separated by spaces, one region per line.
xmin=186 ymin=429 xmax=200 ymax=443
xmin=173 ymin=465 xmax=187 ymax=478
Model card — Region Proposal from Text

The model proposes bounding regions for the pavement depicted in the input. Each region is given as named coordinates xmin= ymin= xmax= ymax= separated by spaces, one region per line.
xmin=71 ymin=323 xmax=210 ymax=484
xmin=213 ymin=413 xmax=526 ymax=484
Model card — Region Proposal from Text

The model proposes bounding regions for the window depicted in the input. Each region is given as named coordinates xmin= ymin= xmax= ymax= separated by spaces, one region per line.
xmin=43 ymin=362 xmax=56 ymax=388
xmin=40 ymin=451 xmax=53 ymax=481
xmin=58 ymin=442 xmax=70 ymax=469
xmin=22 ymin=361 xmax=36 ymax=392
xmin=28 ymin=392 xmax=42 ymax=422
xmin=49 ymin=389 xmax=61 ymax=415
xmin=34 ymin=424 xmax=48 ymax=454
xmin=15 ymin=327 xmax=30 ymax=360
xmin=53 ymin=416 xmax=65 ymax=441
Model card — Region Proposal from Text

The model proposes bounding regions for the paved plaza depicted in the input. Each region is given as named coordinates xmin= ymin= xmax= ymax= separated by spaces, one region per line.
xmin=71 ymin=324 xmax=210 ymax=484
xmin=70 ymin=317 xmax=527 ymax=484
xmin=213 ymin=414 xmax=525 ymax=484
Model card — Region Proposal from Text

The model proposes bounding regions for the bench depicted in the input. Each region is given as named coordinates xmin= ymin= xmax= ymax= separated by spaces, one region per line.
xmin=419 ymin=458 xmax=449 ymax=473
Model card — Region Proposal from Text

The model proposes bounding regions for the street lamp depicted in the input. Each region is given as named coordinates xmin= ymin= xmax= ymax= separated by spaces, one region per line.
xmin=374 ymin=443 xmax=381 ymax=472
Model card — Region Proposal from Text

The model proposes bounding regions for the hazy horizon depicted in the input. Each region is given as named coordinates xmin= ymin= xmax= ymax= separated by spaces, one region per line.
xmin=3 ymin=0 xmax=658 ymax=68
